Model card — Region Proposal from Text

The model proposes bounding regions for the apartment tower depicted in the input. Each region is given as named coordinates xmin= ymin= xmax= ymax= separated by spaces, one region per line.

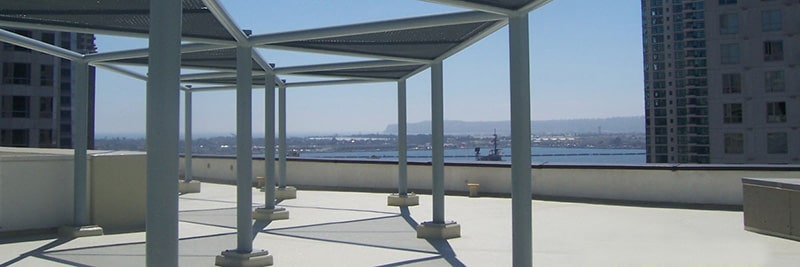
xmin=0 ymin=29 xmax=96 ymax=149
xmin=642 ymin=0 xmax=799 ymax=164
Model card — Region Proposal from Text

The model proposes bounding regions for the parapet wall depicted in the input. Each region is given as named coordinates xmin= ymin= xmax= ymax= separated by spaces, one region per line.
xmin=183 ymin=155 xmax=800 ymax=207
xmin=0 ymin=148 xmax=146 ymax=234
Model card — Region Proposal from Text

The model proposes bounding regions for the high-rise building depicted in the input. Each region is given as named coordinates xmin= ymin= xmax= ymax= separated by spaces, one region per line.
xmin=642 ymin=0 xmax=798 ymax=164
xmin=0 ymin=29 xmax=96 ymax=149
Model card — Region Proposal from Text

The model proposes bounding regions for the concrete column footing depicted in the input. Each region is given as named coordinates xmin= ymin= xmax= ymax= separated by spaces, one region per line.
xmin=387 ymin=193 xmax=419 ymax=206
xmin=416 ymin=221 xmax=461 ymax=239
xmin=179 ymin=180 xmax=201 ymax=194
xmin=275 ymin=186 xmax=297 ymax=200
xmin=215 ymin=249 xmax=273 ymax=267
xmin=58 ymin=225 xmax=104 ymax=239
xmin=252 ymin=207 xmax=289 ymax=221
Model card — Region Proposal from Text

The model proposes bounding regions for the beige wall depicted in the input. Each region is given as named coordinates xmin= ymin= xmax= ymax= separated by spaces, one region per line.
xmin=89 ymin=151 xmax=147 ymax=233
xmin=0 ymin=148 xmax=146 ymax=234
xmin=184 ymin=156 xmax=800 ymax=206
xmin=0 ymin=151 xmax=74 ymax=232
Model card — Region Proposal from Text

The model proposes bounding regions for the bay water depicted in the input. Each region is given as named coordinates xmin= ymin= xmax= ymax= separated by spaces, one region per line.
xmin=299 ymin=146 xmax=646 ymax=164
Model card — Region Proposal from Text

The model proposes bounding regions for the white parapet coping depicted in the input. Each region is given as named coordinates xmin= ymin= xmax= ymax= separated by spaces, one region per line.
xmin=182 ymin=155 xmax=800 ymax=207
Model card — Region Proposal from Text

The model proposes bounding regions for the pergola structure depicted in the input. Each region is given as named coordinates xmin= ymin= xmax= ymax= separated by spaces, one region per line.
xmin=0 ymin=0 xmax=552 ymax=266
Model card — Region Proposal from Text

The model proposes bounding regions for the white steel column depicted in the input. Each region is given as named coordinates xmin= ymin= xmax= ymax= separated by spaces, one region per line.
xmin=509 ymin=13 xmax=533 ymax=267
xmin=397 ymin=79 xmax=408 ymax=195
xmin=274 ymin=84 xmax=296 ymax=201
xmin=146 ymin=0 xmax=181 ymax=265
xmin=388 ymin=79 xmax=418 ymax=207
xmin=216 ymin=44 xmax=272 ymax=267
xmin=235 ymin=45 xmax=254 ymax=253
xmin=72 ymin=61 xmax=90 ymax=226
xmin=184 ymin=90 xmax=193 ymax=182
xmin=278 ymin=85 xmax=287 ymax=188
xmin=264 ymin=74 xmax=276 ymax=208
xmin=180 ymin=89 xmax=200 ymax=194
xmin=431 ymin=61 xmax=445 ymax=223
xmin=254 ymin=75 xmax=289 ymax=221
xmin=416 ymin=61 xmax=459 ymax=239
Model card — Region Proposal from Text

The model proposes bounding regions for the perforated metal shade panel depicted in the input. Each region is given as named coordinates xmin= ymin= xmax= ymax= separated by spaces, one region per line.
xmin=267 ymin=21 xmax=499 ymax=60
xmin=460 ymin=0 xmax=541 ymax=10
xmin=0 ymin=0 xmax=234 ymax=41
xmin=107 ymin=48 xmax=263 ymax=71
xmin=184 ymin=77 xmax=270 ymax=86
xmin=182 ymin=62 xmax=427 ymax=85
xmin=299 ymin=64 xmax=426 ymax=80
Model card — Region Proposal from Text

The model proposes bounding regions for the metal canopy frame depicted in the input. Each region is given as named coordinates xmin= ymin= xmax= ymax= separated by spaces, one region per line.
xmin=0 ymin=0 xmax=551 ymax=266
xmin=0 ymin=0 xmax=550 ymax=89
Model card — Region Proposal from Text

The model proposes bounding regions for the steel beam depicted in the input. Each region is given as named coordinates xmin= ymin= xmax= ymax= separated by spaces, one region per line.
xmin=422 ymin=0 xmax=513 ymax=15
xmin=181 ymin=71 xmax=241 ymax=81
xmin=0 ymin=29 xmax=82 ymax=61
xmin=86 ymin=43 xmax=229 ymax=63
xmin=0 ymin=20 xmax=235 ymax=46
xmin=260 ymin=44 xmax=432 ymax=64
xmin=202 ymin=0 xmax=250 ymax=43
xmin=519 ymin=0 xmax=555 ymax=14
xmin=285 ymin=79 xmax=386 ymax=88
xmin=186 ymin=85 xmax=238 ymax=92
xmin=92 ymin=64 xmax=148 ymax=81
xmin=274 ymin=60 xmax=418 ymax=75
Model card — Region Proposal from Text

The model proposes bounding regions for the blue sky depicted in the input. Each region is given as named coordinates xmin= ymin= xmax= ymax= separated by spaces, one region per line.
xmin=94 ymin=0 xmax=643 ymax=137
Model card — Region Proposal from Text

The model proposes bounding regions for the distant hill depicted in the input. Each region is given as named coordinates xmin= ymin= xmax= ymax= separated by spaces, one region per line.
xmin=383 ymin=116 xmax=645 ymax=135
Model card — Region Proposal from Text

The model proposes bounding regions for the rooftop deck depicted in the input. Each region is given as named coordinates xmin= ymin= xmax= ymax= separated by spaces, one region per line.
xmin=2 ymin=183 xmax=799 ymax=266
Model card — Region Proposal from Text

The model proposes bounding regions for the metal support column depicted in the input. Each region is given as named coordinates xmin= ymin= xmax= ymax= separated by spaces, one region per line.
xmin=272 ymin=84 xmax=295 ymax=201
xmin=235 ymin=45 xmax=254 ymax=253
xmin=416 ymin=61 xmax=458 ymax=239
xmin=264 ymin=74 xmax=276 ymax=209
xmin=388 ymin=79 xmax=417 ymax=207
xmin=509 ymin=13 xmax=533 ymax=267
xmin=397 ymin=79 xmax=408 ymax=196
xmin=253 ymin=75 xmax=289 ymax=221
xmin=278 ymin=85 xmax=287 ymax=187
xmin=184 ymin=90 xmax=193 ymax=182
xmin=72 ymin=61 xmax=89 ymax=226
xmin=431 ymin=61 xmax=445 ymax=223
xmin=146 ymin=0 xmax=181 ymax=265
